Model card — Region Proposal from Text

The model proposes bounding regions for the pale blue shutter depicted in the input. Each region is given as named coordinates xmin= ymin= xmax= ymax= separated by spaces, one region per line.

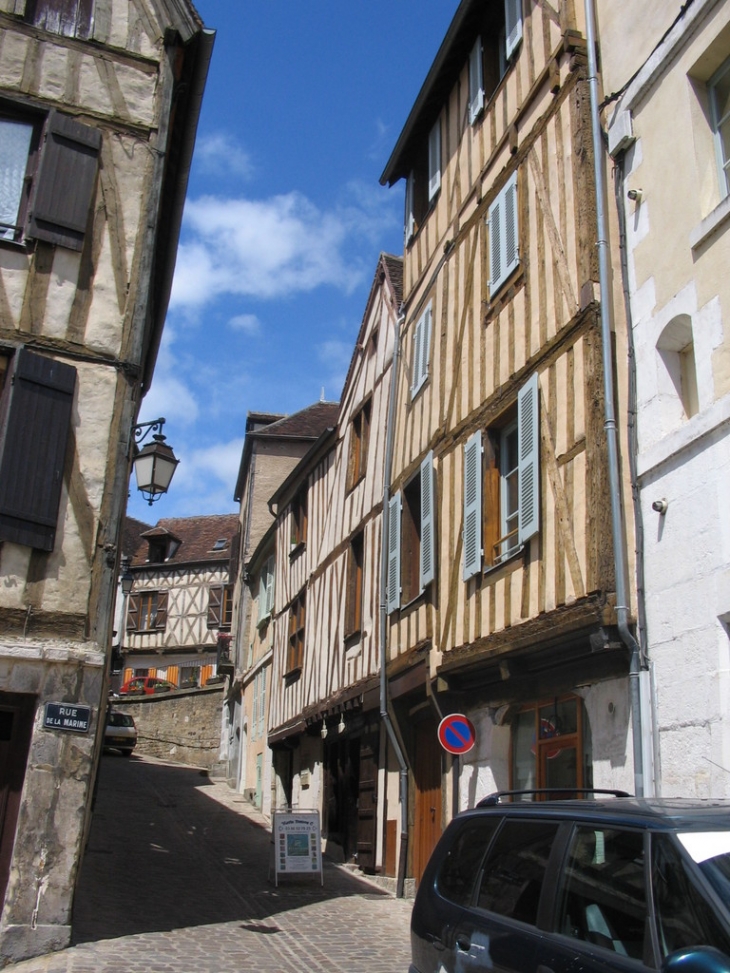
xmin=265 ymin=557 xmax=275 ymax=615
xmin=468 ymin=37 xmax=484 ymax=125
xmin=405 ymin=170 xmax=415 ymax=243
xmin=411 ymin=315 xmax=423 ymax=397
xmin=257 ymin=573 xmax=266 ymax=622
xmin=489 ymin=171 xmax=519 ymax=296
xmin=258 ymin=669 xmax=266 ymax=737
xmin=518 ymin=372 xmax=540 ymax=544
xmin=428 ymin=121 xmax=441 ymax=201
xmin=420 ymin=303 xmax=432 ymax=387
xmin=463 ymin=431 xmax=482 ymax=580
xmin=504 ymin=0 xmax=523 ymax=61
xmin=420 ymin=452 xmax=435 ymax=590
xmin=386 ymin=492 xmax=401 ymax=613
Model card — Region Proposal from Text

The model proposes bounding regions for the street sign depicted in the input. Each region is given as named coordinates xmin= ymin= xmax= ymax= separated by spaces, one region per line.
xmin=438 ymin=714 xmax=476 ymax=754
xmin=43 ymin=702 xmax=91 ymax=734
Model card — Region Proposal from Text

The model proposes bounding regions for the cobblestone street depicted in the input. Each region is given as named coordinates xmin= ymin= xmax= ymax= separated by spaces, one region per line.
xmin=7 ymin=755 xmax=412 ymax=973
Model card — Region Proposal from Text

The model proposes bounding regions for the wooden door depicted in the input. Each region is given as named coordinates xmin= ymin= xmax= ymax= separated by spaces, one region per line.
xmin=356 ymin=723 xmax=378 ymax=871
xmin=413 ymin=717 xmax=442 ymax=884
xmin=0 ymin=693 xmax=36 ymax=904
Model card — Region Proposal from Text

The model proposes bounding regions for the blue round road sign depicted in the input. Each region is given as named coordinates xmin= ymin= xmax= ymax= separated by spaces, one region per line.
xmin=438 ymin=714 xmax=476 ymax=755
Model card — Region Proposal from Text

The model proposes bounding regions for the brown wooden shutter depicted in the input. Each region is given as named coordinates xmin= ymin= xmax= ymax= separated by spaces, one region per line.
xmin=24 ymin=0 xmax=94 ymax=38
xmin=126 ymin=593 xmax=140 ymax=632
xmin=28 ymin=112 xmax=101 ymax=251
xmin=0 ymin=348 xmax=76 ymax=552
xmin=154 ymin=591 xmax=168 ymax=630
xmin=207 ymin=586 xmax=222 ymax=628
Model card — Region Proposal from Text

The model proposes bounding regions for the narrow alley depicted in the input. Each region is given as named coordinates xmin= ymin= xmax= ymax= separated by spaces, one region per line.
xmin=7 ymin=754 xmax=412 ymax=973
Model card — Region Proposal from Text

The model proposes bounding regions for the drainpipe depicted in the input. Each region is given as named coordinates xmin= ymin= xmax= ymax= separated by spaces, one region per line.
xmin=379 ymin=303 xmax=410 ymax=898
xmin=584 ymin=0 xmax=645 ymax=796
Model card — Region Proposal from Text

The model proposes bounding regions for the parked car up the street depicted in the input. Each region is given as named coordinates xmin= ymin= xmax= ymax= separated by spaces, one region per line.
xmin=103 ymin=710 xmax=137 ymax=755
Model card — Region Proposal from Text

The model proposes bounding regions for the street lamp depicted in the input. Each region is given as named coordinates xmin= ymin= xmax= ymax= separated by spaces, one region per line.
xmin=132 ymin=417 xmax=179 ymax=505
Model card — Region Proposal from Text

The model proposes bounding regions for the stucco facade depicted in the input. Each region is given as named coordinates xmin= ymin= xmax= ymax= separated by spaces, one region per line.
xmin=602 ymin=0 xmax=730 ymax=796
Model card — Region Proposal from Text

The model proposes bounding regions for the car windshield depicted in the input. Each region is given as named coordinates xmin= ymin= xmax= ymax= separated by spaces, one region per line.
xmin=108 ymin=713 xmax=134 ymax=727
xmin=678 ymin=831 xmax=730 ymax=908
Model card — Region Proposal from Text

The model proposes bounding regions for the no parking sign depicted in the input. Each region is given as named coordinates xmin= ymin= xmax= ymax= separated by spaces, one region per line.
xmin=437 ymin=714 xmax=476 ymax=755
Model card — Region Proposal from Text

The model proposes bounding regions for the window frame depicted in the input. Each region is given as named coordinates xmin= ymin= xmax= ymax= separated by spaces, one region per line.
xmin=0 ymin=108 xmax=42 ymax=245
xmin=709 ymin=56 xmax=730 ymax=198
xmin=387 ymin=451 xmax=435 ymax=613
xmin=257 ymin=555 xmax=275 ymax=623
xmin=344 ymin=530 xmax=364 ymax=639
xmin=208 ymin=583 xmax=234 ymax=630
xmin=286 ymin=591 xmax=306 ymax=675
xmin=290 ymin=488 xmax=308 ymax=551
xmin=347 ymin=399 xmax=371 ymax=491
xmin=488 ymin=170 xmax=520 ymax=298
xmin=411 ymin=302 xmax=433 ymax=399
xmin=127 ymin=590 xmax=168 ymax=633
xmin=463 ymin=373 xmax=539 ymax=578
xmin=428 ymin=119 xmax=441 ymax=202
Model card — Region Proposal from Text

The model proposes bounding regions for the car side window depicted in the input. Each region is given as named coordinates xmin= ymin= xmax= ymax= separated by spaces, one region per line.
xmin=652 ymin=833 xmax=730 ymax=958
xmin=437 ymin=819 xmax=500 ymax=906
xmin=476 ymin=819 xmax=560 ymax=924
xmin=554 ymin=827 xmax=648 ymax=960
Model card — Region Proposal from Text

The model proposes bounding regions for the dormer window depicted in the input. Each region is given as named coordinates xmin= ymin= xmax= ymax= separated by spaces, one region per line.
xmin=211 ymin=538 xmax=228 ymax=552
xmin=147 ymin=538 xmax=166 ymax=563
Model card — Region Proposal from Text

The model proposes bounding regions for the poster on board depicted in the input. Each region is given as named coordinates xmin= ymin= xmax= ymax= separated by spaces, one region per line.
xmin=272 ymin=810 xmax=323 ymax=886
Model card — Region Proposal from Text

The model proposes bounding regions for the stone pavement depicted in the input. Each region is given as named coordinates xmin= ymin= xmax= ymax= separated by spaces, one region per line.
xmin=6 ymin=754 xmax=413 ymax=973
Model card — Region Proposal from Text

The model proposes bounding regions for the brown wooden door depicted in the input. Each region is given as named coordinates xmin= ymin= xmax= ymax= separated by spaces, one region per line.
xmin=413 ymin=717 xmax=442 ymax=884
xmin=356 ymin=724 xmax=378 ymax=871
xmin=0 ymin=693 xmax=36 ymax=904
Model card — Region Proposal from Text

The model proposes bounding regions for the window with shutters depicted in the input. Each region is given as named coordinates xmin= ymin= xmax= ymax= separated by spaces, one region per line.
xmin=0 ymin=347 xmax=77 ymax=552
xmin=468 ymin=0 xmax=523 ymax=126
xmin=488 ymin=170 xmax=520 ymax=298
xmin=257 ymin=555 xmax=275 ymax=624
xmin=387 ymin=452 xmax=435 ymax=613
xmin=127 ymin=591 xmax=168 ymax=633
xmin=0 ymin=106 xmax=100 ymax=251
xmin=405 ymin=121 xmax=441 ymax=243
xmin=344 ymin=531 xmax=364 ymax=639
xmin=208 ymin=583 xmax=233 ymax=630
xmin=411 ymin=302 xmax=433 ymax=399
xmin=287 ymin=592 xmax=306 ymax=675
xmin=463 ymin=373 xmax=540 ymax=579
xmin=347 ymin=400 xmax=371 ymax=491
xmin=290 ymin=488 xmax=307 ymax=551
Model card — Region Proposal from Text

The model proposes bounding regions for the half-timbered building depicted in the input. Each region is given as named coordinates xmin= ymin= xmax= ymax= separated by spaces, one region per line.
xmin=378 ymin=0 xmax=638 ymax=885
xmin=266 ymin=254 xmax=402 ymax=872
xmin=121 ymin=514 xmax=239 ymax=691
xmin=0 ymin=0 xmax=212 ymax=960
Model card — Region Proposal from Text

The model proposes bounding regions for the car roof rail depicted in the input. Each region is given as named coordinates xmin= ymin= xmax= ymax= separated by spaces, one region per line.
xmin=476 ymin=788 xmax=632 ymax=807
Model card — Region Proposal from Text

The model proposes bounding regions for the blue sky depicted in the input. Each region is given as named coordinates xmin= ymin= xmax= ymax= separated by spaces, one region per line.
xmin=127 ymin=2 xmax=457 ymax=524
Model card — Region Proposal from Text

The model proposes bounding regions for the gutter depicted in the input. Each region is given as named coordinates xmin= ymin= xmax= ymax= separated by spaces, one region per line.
xmin=379 ymin=306 xmax=410 ymax=898
xmin=584 ymin=0 xmax=646 ymax=796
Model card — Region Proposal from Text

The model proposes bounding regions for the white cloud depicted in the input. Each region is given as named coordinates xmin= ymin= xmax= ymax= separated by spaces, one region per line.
xmin=170 ymin=184 xmax=397 ymax=310
xmin=229 ymin=313 xmax=261 ymax=335
xmin=169 ymin=438 xmax=245 ymax=514
xmin=194 ymin=132 xmax=254 ymax=179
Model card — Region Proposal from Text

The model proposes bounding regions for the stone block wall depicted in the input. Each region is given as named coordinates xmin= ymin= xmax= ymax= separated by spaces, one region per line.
xmin=112 ymin=685 xmax=225 ymax=770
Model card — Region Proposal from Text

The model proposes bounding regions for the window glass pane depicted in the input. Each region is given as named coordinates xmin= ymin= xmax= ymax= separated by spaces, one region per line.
xmin=477 ymin=819 xmax=559 ymax=924
xmin=555 ymin=827 xmax=647 ymax=960
xmin=0 ymin=120 xmax=32 ymax=241
xmin=653 ymin=833 xmax=730 ymax=958
xmin=712 ymin=69 xmax=730 ymax=126
xmin=437 ymin=819 xmax=499 ymax=906
xmin=539 ymin=699 xmax=577 ymax=736
xmin=513 ymin=710 xmax=536 ymax=792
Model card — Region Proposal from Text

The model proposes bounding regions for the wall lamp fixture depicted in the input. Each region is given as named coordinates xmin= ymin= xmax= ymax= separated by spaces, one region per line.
xmin=132 ymin=417 xmax=179 ymax=505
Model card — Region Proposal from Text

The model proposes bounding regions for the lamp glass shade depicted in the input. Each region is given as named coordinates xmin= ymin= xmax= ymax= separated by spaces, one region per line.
xmin=133 ymin=436 xmax=178 ymax=501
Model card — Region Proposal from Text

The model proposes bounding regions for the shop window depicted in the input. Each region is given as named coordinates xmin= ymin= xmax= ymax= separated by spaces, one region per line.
xmin=511 ymin=695 xmax=592 ymax=796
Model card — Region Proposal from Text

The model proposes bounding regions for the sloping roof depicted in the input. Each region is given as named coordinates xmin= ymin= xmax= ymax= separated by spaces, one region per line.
xmin=127 ymin=513 xmax=239 ymax=568
xmin=234 ymin=400 xmax=340 ymax=502
xmin=380 ymin=0 xmax=482 ymax=187
xmin=121 ymin=517 xmax=153 ymax=559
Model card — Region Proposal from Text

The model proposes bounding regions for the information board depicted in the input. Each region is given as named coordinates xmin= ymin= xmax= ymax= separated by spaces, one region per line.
xmin=272 ymin=810 xmax=323 ymax=886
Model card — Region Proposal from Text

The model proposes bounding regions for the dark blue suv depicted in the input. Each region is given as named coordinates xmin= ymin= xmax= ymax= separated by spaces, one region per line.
xmin=410 ymin=791 xmax=730 ymax=973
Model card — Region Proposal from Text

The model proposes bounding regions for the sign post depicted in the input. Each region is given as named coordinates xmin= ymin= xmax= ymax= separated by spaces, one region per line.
xmin=271 ymin=809 xmax=323 ymax=886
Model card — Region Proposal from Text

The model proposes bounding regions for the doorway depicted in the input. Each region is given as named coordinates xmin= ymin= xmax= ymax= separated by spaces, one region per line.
xmin=0 ymin=693 xmax=36 ymax=903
